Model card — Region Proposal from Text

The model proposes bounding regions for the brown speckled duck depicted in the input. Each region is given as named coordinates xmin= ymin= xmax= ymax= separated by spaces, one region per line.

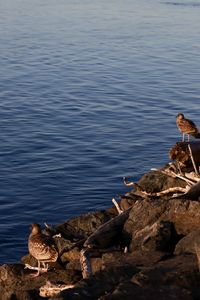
xmin=176 ymin=113 xmax=200 ymax=142
xmin=28 ymin=223 xmax=58 ymax=277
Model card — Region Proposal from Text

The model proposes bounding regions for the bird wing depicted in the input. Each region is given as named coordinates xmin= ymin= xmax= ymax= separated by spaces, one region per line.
xmin=179 ymin=118 xmax=198 ymax=134
xmin=29 ymin=234 xmax=58 ymax=261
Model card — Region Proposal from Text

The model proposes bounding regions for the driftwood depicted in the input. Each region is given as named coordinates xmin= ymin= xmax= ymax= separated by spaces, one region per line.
xmin=24 ymin=263 xmax=48 ymax=273
xmin=151 ymin=167 xmax=194 ymax=186
xmin=169 ymin=141 xmax=200 ymax=168
xmin=184 ymin=172 xmax=200 ymax=182
xmin=188 ymin=144 xmax=199 ymax=175
xmin=59 ymin=238 xmax=86 ymax=257
xmin=123 ymin=178 xmax=187 ymax=197
xmin=112 ymin=198 xmax=123 ymax=214
xmin=80 ymin=249 xmax=92 ymax=279
xmin=39 ymin=281 xmax=74 ymax=297
xmin=84 ymin=208 xmax=131 ymax=249
xmin=172 ymin=180 xmax=200 ymax=200
xmin=79 ymin=208 xmax=131 ymax=278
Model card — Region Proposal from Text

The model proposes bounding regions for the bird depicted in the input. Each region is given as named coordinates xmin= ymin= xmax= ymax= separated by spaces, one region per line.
xmin=28 ymin=223 xmax=58 ymax=277
xmin=176 ymin=113 xmax=200 ymax=142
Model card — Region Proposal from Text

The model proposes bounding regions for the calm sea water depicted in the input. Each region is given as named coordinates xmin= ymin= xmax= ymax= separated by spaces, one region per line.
xmin=0 ymin=0 xmax=200 ymax=263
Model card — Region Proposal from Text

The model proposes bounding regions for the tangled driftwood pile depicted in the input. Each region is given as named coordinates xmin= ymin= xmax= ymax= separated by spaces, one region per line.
xmin=2 ymin=141 xmax=200 ymax=299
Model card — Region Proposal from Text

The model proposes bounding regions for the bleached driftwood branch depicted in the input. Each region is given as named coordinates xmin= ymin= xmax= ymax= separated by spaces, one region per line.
xmin=24 ymin=264 xmax=48 ymax=272
xmin=137 ymin=186 xmax=187 ymax=197
xmin=112 ymin=198 xmax=123 ymax=214
xmin=123 ymin=177 xmax=136 ymax=187
xmin=123 ymin=177 xmax=187 ymax=197
xmin=151 ymin=167 xmax=194 ymax=186
xmin=44 ymin=223 xmax=62 ymax=238
xmin=184 ymin=172 xmax=200 ymax=182
xmin=188 ymin=144 xmax=199 ymax=175
xmin=172 ymin=180 xmax=200 ymax=200
xmin=39 ymin=281 xmax=75 ymax=298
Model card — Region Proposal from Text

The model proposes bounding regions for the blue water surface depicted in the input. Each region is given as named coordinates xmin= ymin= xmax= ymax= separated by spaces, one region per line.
xmin=0 ymin=0 xmax=200 ymax=263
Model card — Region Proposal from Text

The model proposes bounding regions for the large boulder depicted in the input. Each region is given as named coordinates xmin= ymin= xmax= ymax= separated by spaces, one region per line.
xmin=175 ymin=229 xmax=200 ymax=256
xmin=124 ymin=197 xmax=200 ymax=252
xmin=51 ymin=252 xmax=198 ymax=300
xmin=0 ymin=263 xmax=80 ymax=300
xmin=131 ymin=170 xmax=186 ymax=195
xmin=56 ymin=210 xmax=113 ymax=240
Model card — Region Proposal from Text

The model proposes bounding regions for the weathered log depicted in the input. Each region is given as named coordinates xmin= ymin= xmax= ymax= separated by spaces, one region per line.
xmin=39 ymin=281 xmax=75 ymax=297
xmin=172 ymin=180 xmax=200 ymax=200
xmin=84 ymin=208 xmax=131 ymax=249
xmin=80 ymin=249 xmax=92 ymax=279
xmin=169 ymin=141 xmax=200 ymax=167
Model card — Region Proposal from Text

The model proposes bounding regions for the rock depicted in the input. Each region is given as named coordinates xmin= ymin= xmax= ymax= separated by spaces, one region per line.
xmin=164 ymin=200 xmax=200 ymax=234
xmin=119 ymin=194 xmax=143 ymax=211
xmin=61 ymin=247 xmax=80 ymax=264
xmin=84 ymin=208 xmax=131 ymax=249
xmin=169 ymin=141 xmax=200 ymax=169
xmin=51 ymin=252 xmax=197 ymax=300
xmin=56 ymin=210 xmax=112 ymax=241
xmin=0 ymin=263 xmax=81 ymax=300
xmin=99 ymin=285 xmax=192 ymax=300
xmin=175 ymin=229 xmax=200 ymax=255
xmin=130 ymin=220 xmax=173 ymax=252
xmin=136 ymin=170 xmax=186 ymax=194
xmin=89 ymin=251 xmax=166 ymax=275
xmin=124 ymin=198 xmax=200 ymax=251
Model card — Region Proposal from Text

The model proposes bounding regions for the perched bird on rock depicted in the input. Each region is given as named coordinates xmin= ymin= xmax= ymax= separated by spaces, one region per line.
xmin=28 ymin=223 xmax=58 ymax=277
xmin=176 ymin=113 xmax=200 ymax=142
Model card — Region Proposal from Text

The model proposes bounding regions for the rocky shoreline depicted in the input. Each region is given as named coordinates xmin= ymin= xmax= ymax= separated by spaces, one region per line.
xmin=1 ymin=147 xmax=200 ymax=300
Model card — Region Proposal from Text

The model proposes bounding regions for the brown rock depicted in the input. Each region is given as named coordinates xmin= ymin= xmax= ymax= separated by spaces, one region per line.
xmin=124 ymin=198 xmax=200 ymax=253
xmin=61 ymin=247 xmax=80 ymax=263
xmin=99 ymin=285 xmax=192 ymax=300
xmin=51 ymin=253 xmax=197 ymax=300
xmin=137 ymin=170 xmax=186 ymax=194
xmin=0 ymin=263 xmax=81 ymax=300
xmin=131 ymin=220 xmax=173 ymax=252
xmin=175 ymin=229 xmax=200 ymax=255
xmin=56 ymin=210 xmax=112 ymax=240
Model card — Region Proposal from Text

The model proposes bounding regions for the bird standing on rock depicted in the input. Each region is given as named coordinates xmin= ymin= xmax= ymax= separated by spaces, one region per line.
xmin=176 ymin=113 xmax=200 ymax=142
xmin=28 ymin=223 xmax=58 ymax=277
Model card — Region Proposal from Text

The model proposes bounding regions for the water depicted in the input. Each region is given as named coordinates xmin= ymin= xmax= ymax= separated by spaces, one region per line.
xmin=0 ymin=0 xmax=200 ymax=264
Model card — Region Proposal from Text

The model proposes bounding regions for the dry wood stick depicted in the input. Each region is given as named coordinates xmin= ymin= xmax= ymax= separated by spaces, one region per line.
xmin=123 ymin=177 xmax=135 ymax=187
xmin=184 ymin=172 xmax=200 ymax=182
xmin=24 ymin=263 xmax=48 ymax=272
xmin=151 ymin=168 xmax=194 ymax=185
xmin=112 ymin=198 xmax=123 ymax=214
xmin=124 ymin=176 xmax=186 ymax=197
xmin=188 ymin=144 xmax=199 ymax=176
xmin=136 ymin=186 xmax=186 ymax=197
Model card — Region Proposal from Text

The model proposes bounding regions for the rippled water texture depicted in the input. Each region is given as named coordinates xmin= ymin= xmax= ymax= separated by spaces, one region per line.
xmin=0 ymin=0 xmax=200 ymax=263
